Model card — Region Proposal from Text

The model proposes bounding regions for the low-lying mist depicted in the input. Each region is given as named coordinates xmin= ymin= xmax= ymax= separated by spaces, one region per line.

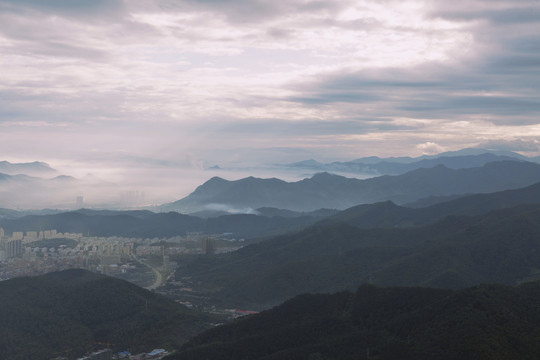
xmin=0 ymin=162 xmax=374 ymax=211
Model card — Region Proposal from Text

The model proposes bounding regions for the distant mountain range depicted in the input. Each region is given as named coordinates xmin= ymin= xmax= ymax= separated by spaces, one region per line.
xmin=0 ymin=269 xmax=210 ymax=360
xmin=0 ymin=172 xmax=74 ymax=183
xmin=169 ymin=281 xmax=540 ymax=360
xmin=173 ymin=181 xmax=540 ymax=308
xmin=282 ymin=148 xmax=540 ymax=176
xmin=3 ymin=149 xmax=540 ymax=211
xmin=0 ymin=161 xmax=57 ymax=176
xmin=0 ymin=171 xmax=78 ymax=209
xmin=6 ymin=170 xmax=540 ymax=240
xmin=164 ymin=160 xmax=540 ymax=213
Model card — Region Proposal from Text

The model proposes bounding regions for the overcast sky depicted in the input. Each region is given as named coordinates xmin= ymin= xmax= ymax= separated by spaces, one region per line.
xmin=1 ymin=0 xmax=540 ymax=204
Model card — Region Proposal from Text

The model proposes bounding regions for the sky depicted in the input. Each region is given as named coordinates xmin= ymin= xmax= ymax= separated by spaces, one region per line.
xmin=1 ymin=0 xmax=540 ymax=207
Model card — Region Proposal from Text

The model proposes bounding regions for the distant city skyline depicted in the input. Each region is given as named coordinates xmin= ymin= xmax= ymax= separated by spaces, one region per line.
xmin=1 ymin=0 xmax=539 ymax=207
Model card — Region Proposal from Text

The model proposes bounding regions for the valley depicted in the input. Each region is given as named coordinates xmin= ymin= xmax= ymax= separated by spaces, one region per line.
xmin=2 ymin=1 xmax=538 ymax=357
xmin=3 ymin=151 xmax=540 ymax=359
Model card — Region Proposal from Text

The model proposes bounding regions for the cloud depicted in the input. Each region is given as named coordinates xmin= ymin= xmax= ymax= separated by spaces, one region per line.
xmin=416 ymin=142 xmax=445 ymax=155
xmin=478 ymin=138 xmax=540 ymax=153
xmin=155 ymin=0 xmax=349 ymax=24
xmin=428 ymin=0 xmax=540 ymax=24
xmin=217 ymin=118 xmax=415 ymax=137
xmin=1 ymin=0 xmax=540 ymax=209
xmin=286 ymin=46 xmax=540 ymax=124
xmin=0 ymin=0 xmax=126 ymax=20
xmin=203 ymin=203 xmax=260 ymax=215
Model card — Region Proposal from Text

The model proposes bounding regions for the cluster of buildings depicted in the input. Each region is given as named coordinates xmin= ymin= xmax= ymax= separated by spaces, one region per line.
xmin=0 ymin=227 xmax=82 ymax=261
xmin=0 ymin=227 xmax=243 ymax=283
xmin=0 ymin=227 xmax=137 ymax=281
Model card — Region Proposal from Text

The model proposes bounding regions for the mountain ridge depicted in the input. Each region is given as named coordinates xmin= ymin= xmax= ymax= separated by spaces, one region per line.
xmin=174 ymin=202 xmax=540 ymax=308
xmin=0 ymin=160 xmax=57 ymax=176
xmin=282 ymin=150 xmax=532 ymax=176
xmin=0 ymin=208 xmax=330 ymax=239
xmin=164 ymin=160 xmax=540 ymax=213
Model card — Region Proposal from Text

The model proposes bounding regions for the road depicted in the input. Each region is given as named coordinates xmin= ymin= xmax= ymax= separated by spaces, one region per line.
xmin=132 ymin=254 xmax=163 ymax=290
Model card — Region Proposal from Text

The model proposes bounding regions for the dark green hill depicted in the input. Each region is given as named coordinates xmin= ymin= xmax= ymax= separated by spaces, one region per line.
xmin=167 ymin=282 xmax=540 ymax=360
xmin=320 ymin=180 xmax=540 ymax=229
xmin=0 ymin=269 xmax=210 ymax=360
xmin=0 ymin=210 xmax=327 ymax=239
xmin=174 ymin=204 xmax=540 ymax=309
xmin=74 ymin=208 xmax=156 ymax=218
xmin=256 ymin=207 xmax=338 ymax=219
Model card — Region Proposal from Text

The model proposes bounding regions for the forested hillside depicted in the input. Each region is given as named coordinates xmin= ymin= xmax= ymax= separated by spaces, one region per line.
xmin=175 ymin=204 xmax=540 ymax=308
xmin=0 ymin=270 xmax=211 ymax=360
xmin=168 ymin=282 xmax=540 ymax=360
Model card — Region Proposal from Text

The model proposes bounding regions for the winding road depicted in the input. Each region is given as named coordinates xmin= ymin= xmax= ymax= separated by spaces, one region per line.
xmin=132 ymin=254 xmax=163 ymax=290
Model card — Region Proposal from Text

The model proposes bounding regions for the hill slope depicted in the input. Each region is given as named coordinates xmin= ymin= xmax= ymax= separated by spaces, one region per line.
xmin=320 ymin=180 xmax=540 ymax=228
xmin=175 ymin=204 xmax=540 ymax=308
xmin=0 ymin=209 xmax=330 ymax=239
xmin=168 ymin=282 xmax=540 ymax=360
xmin=0 ymin=269 xmax=210 ymax=360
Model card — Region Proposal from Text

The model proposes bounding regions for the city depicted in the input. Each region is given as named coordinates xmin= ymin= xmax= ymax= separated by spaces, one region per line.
xmin=0 ymin=227 xmax=242 ymax=285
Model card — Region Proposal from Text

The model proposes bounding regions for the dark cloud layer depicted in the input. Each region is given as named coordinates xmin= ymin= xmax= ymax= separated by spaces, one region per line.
xmin=0 ymin=0 xmax=125 ymax=18
xmin=0 ymin=0 xmax=539 ymax=203
xmin=219 ymin=118 xmax=414 ymax=137
xmin=285 ymin=0 xmax=540 ymax=129
xmin=430 ymin=2 xmax=540 ymax=25
xmin=156 ymin=0 xmax=348 ymax=23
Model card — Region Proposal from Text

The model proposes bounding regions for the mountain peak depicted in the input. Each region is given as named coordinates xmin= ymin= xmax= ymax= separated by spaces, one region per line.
xmin=198 ymin=176 xmax=230 ymax=188
xmin=311 ymin=172 xmax=340 ymax=180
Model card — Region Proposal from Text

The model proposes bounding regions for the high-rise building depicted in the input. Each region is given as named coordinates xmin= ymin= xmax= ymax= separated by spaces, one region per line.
xmin=85 ymin=254 xmax=100 ymax=271
xmin=7 ymin=239 xmax=22 ymax=258
xmin=106 ymin=244 xmax=112 ymax=256
xmin=202 ymin=238 xmax=215 ymax=255
xmin=76 ymin=196 xmax=84 ymax=208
